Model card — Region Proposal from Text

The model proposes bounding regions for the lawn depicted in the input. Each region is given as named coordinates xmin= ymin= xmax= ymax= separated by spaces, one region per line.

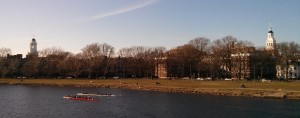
xmin=1 ymin=78 xmax=300 ymax=91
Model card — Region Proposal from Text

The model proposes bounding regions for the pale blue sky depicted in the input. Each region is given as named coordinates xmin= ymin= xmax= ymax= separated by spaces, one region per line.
xmin=0 ymin=0 xmax=299 ymax=56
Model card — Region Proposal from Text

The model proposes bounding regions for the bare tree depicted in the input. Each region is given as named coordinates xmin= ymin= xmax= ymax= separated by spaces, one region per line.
xmin=189 ymin=37 xmax=210 ymax=53
xmin=100 ymin=43 xmax=115 ymax=77
xmin=60 ymin=53 xmax=84 ymax=78
xmin=235 ymin=40 xmax=254 ymax=48
xmin=0 ymin=48 xmax=12 ymax=78
xmin=38 ymin=47 xmax=70 ymax=78
xmin=81 ymin=43 xmax=114 ymax=79
xmin=277 ymin=41 xmax=300 ymax=81
xmin=0 ymin=48 xmax=11 ymax=57
xmin=211 ymin=36 xmax=237 ymax=79
xmin=39 ymin=47 xmax=66 ymax=57
xmin=56 ymin=52 xmax=73 ymax=78
xmin=188 ymin=37 xmax=211 ymax=78
xmin=254 ymin=47 xmax=277 ymax=80
xmin=118 ymin=46 xmax=166 ymax=78
xmin=21 ymin=56 xmax=41 ymax=78
xmin=118 ymin=46 xmax=147 ymax=78
xmin=118 ymin=47 xmax=133 ymax=58
xmin=165 ymin=44 xmax=201 ymax=78
xmin=143 ymin=46 xmax=166 ymax=78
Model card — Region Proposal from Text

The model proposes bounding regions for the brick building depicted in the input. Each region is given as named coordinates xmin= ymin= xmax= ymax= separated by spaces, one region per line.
xmin=230 ymin=46 xmax=255 ymax=80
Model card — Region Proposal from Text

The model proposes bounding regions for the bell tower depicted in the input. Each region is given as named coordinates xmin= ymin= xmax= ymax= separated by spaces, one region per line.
xmin=266 ymin=22 xmax=276 ymax=50
xmin=29 ymin=37 xmax=38 ymax=55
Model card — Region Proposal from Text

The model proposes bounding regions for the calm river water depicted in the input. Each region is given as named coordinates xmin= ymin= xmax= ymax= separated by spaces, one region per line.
xmin=0 ymin=85 xmax=299 ymax=118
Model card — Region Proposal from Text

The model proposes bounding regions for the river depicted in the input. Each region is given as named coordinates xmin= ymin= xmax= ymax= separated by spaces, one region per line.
xmin=0 ymin=85 xmax=299 ymax=118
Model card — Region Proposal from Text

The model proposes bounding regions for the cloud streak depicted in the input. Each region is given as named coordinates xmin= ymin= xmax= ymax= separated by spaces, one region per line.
xmin=88 ymin=0 xmax=158 ymax=21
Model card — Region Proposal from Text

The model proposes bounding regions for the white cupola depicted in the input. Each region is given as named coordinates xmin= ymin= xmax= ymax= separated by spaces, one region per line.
xmin=266 ymin=22 xmax=276 ymax=50
xmin=29 ymin=37 xmax=38 ymax=55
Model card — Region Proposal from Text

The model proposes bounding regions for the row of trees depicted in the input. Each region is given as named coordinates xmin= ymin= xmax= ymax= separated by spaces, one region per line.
xmin=0 ymin=43 xmax=166 ymax=79
xmin=0 ymin=36 xmax=299 ymax=79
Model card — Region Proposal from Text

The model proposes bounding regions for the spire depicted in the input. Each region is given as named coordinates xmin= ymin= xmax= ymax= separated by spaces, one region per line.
xmin=269 ymin=21 xmax=272 ymax=31
xmin=268 ymin=20 xmax=273 ymax=33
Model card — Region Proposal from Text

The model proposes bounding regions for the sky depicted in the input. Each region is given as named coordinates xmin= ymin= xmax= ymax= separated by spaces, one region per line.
xmin=0 ymin=0 xmax=299 ymax=56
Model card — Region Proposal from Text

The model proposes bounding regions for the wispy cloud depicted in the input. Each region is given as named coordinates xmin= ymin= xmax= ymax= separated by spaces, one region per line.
xmin=86 ymin=0 xmax=158 ymax=22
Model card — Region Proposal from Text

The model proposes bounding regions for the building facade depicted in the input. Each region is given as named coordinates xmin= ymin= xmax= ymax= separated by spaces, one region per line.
xmin=276 ymin=62 xmax=300 ymax=80
xmin=155 ymin=57 xmax=168 ymax=78
xmin=230 ymin=46 xmax=255 ymax=80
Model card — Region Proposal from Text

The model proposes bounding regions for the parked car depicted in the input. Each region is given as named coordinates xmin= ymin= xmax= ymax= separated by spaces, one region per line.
xmin=225 ymin=78 xmax=232 ymax=81
xmin=205 ymin=77 xmax=212 ymax=80
xmin=261 ymin=79 xmax=271 ymax=82
xmin=113 ymin=76 xmax=119 ymax=79
xmin=182 ymin=77 xmax=190 ymax=80
xmin=66 ymin=76 xmax=72 ymax=79
xmin=197 ymin=77 xmax=204 ymax=80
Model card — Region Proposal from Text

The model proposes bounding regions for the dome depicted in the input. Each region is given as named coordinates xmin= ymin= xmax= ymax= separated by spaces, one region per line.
xmin=268 ymin=30 xmax=273 ymax=33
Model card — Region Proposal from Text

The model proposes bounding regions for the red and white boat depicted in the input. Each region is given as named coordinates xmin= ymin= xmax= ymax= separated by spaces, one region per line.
xmin=77 ymin=93 xmax=116 ymax=97
xmin=63 ymin=95 xmax=96 ymax=101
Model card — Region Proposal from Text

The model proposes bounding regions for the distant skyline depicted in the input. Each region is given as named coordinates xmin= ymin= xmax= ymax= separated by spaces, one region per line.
xmin=0 ymin=0 xmax=299 ymax=56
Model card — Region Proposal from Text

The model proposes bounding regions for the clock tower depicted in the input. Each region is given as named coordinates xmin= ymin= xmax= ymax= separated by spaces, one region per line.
xmin=29 ymin=37 xmax=38 ymax=55
xmin=266 ymin=22 xmax=276 ymax=51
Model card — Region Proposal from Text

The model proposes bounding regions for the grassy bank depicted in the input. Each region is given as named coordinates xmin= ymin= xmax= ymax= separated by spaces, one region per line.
xmin=1 ymin=78 xmax=300 ymax=99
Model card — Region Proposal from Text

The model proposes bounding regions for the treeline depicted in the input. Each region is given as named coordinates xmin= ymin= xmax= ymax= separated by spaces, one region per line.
xmin=0 ymin=35 xmax=299 ymax=79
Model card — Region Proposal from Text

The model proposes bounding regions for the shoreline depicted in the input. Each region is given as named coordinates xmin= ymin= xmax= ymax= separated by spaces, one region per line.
xmin=1 ymin=79 xmax=300 ymax=99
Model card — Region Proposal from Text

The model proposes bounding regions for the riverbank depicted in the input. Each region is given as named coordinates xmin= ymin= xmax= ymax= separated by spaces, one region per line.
xmin=1 ymin=79 xmax=300 ymax=99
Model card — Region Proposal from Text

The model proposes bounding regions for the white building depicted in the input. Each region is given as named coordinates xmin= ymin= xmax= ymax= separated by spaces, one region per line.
xmin=277 ymin=62 xmax=300 ymax=80
xmin=266 ymin=22 xmax=276 ymax=51
xmin=29 ymin=37 xmax=38 ymax=55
